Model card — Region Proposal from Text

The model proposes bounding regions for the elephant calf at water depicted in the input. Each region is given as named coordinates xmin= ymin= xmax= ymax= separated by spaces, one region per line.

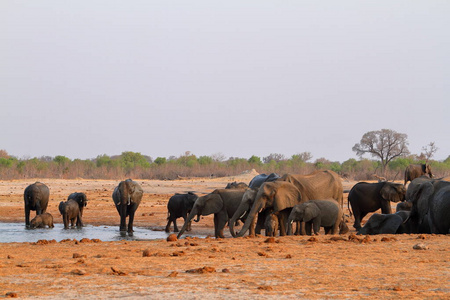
xmin=358 ymin=211 xmax=410 ymax=235
xmin=59 ymin=199 xmax=83 ymax=229
xmin=30 ymin=212 xmax=54 ymax=229
xmin=288 ymin=199 xmax=343 ymax=235
xmin=165 ymin=192 xmax=198 ymax=233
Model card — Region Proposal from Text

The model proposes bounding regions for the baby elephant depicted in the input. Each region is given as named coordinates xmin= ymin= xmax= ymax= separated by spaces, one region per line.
xmin=59 ymin=199 xmax=83 ymax=229
xmin=358 ymin=211 xmax=410 ymax=235
xmin=264 ymin=212 xmax=279 ymax=237
xmin=30 ymin=212 xmax=54 ymax=228
xmin=288 ymin=199 xmax=343 ymax=235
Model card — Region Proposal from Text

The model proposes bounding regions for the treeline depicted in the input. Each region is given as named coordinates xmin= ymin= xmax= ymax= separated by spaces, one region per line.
xmin=0 ymin=150 xmax=449 ymax=181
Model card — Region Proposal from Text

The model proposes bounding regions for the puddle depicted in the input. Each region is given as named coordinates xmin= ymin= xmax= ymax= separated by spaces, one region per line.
xmin=0 ymin=223 xmax=203 ymax=243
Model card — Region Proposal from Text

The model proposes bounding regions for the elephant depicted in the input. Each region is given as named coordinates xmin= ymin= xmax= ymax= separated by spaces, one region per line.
xmin=357 ymin=211 xmax=410 ymax=235
xmin=30 ymin=212 xmax=54 ymax=229
xmin=225 ymin=181 xmax=249 ymax=189
xmin=404 ymin=164 xmax=433 ymax=185
xmin=287 ymin=199 xmax=343 ymax=235
xmin=248 ymin=173 xmax=281 ymax=189
xmin=233 ymin=181 xmax=302 ymax=237
xmin=112 ymin=179 xmax=143 ymax=235
xmin=396 ymin=200 xmax=413 ymax=212
xmin=264 ymin=211 xmax=279 ymax=237
xmin=165 ymin=192 xmax=198 ymax=233
xmin=405 ymin=175 xmax=435 ymax=201
xmin=24 ymin=182 xmax=50 ymax=227
xmin=348 ymin=181 xmax=406 ymax=230
xmin=228 ymin=188 xmax=266 ymax=237
xmin=177 ymin=189 xmax=246 ymax=239
xmin=59 ymin=192 xmax=88 ymax=229
xmin=408 ymin=180 xmax=450 ymax=234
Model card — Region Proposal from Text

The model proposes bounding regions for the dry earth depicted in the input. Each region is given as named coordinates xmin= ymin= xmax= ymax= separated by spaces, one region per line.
xmin=0 ymin=173 xmax=449 ymax=299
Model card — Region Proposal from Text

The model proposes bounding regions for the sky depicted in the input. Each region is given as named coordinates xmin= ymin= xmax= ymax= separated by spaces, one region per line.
xmin=1 ymin=1 xmax=449 ymax=163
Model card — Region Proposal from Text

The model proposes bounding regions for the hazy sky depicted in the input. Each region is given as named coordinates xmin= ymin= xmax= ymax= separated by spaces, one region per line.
xmin=1 ymin=1 xmax=449 ymax=162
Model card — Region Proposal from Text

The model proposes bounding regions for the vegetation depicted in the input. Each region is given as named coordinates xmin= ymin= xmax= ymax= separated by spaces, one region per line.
xmin=0 ymin=149 xmax=448 ymax=181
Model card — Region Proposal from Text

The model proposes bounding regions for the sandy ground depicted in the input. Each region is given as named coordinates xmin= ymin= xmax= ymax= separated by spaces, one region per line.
xmin=0 ymin=174 xmax=449 ymax=299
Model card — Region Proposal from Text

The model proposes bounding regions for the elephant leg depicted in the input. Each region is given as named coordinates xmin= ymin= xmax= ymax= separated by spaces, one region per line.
xmin=187 ymin=220 xmax=192 ymax=232
xmin=128 ymin=209 xmax=136 ymax=234
xmin=25 ymin=206 xmax=30 ymax=227
xmin=305 ymin=222 xmax=312 ymax=235
xmin=279 ymin=215 xmax=287 ymax=236
xmin=165 ymin=217 xmax=172 ymax=233
xmin=313 ymin=218 xmax=321 ymax=235
xmin=173 ymin=218 xmax=179 ymax=232
xmin=214 ymin=211 xmax=228 ymax=239
xmin=119 ymin=204 xmax=128 ymax=232
xmin=352 ymin=208 xmax=363 ymax=230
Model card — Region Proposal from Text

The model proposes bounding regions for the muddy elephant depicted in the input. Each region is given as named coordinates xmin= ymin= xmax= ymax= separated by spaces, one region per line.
xmin=112 ymin=179 xmax=143 ymax=235
xmin=30 ymin=212 xmax=54 ymax=229
xmin=233 ymin=181 xmax=302 ymax=237
xmin=404 ymin=164 xmax=433 ymax=185
xmin=264 ymin=212 xmax=279 ymax=237
xmin=358 ymin=211 xmax=410 ymax=235
xmin=59 ymin=192 xmax=88 ymax=229
xmin=348 ymin=181 xmax=406 ymax=230
xmin=177 ymin=189 xmax=246 ymax=239
xmin=287 ymin=199 xmax=343 ymax=235
xmin=408 ymin=180 xmax=450 ymax=234
xmin=165 ymin=192 xmax=198 ymax=233
xmin=24 ymin=182 xmax=50 ymax=228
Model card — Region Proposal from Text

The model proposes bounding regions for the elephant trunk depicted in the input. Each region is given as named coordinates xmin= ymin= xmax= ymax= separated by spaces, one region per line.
xmin=229 ymin=204 xmax=249 ymax=238
xmin=235 ymin=200 xmax=264 ymax=237
xmin=194 ymin=214 xmax=201 ymax=222
xmin=177 ymin=208 xmax=198 ymax=239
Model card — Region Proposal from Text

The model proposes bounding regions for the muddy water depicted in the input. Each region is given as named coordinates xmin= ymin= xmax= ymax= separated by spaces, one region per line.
xmin=0 ymin=223 xmax=202 ymax=243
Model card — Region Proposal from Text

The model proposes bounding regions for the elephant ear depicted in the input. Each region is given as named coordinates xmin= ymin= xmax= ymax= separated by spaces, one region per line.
xmin=303 ymin=202 xmax=320 ymax=223
xmin=273 ymin=182 xmax=302 ymax=212
xmin=380 ymin=183 xmax=404 ymax=202
xmin=421 ymin=164 xmax=427 ymax=173
xmin=201 ymin=194 xmax=223 ymax=215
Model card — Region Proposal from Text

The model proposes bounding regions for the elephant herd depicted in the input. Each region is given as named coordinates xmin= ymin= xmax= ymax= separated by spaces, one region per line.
xmin=23 ymin=179 xmax=143 ymax=235
xmin=21 ymin=164 xmax=450 ymax=238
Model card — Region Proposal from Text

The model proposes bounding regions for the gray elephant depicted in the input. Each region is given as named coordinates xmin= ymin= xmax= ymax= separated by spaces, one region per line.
xmin=233 ymin=181 xmax=302 ymax=237
xmin=404 ymin=164 xmax=433 ymax=185
xmin=177 ymin=189 xmax=246 ymax=239
xmin=30 ymin=212 xmax=54 ymax=229
xmin=357 ymin=211 xmax=410 ymax=235
xmin=59 ymin=192 xmax=88 ymax=229
xmin=248 ymin=173 xmax=281 ymax=189
xmin=24 ymin=182 xmax=50 ymax=228
xmin=348 ymin=181 xmax=406 ymax=230
xmin=264 ymin=211 xmax=279 ymax=237
xmin=165 ymin=192 xmax=198 ymax=233
xmin=112 ymin=179 xmax=143 ymax=235
xmin=225 ymin=181 xmax=249 ymax=189
xmin=287 ymin=199 xmax=343 ymax=235
xmin=408 ymin=180 xmax=450 ymax=234
xmin=229 ymin=188 xmax=266 ymax=237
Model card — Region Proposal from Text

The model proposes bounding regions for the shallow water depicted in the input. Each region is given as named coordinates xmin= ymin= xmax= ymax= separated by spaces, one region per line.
xmin=0 ymin=223 xmax=202 ymax=243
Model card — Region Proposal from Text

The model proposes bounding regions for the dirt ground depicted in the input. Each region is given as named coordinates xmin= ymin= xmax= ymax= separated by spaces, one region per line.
xmin=0 ymin=173 xmax=449 ymax=299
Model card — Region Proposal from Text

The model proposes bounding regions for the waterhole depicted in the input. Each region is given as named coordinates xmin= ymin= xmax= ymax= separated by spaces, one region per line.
xmin=0 ymin=223 xmax=203 ymax=243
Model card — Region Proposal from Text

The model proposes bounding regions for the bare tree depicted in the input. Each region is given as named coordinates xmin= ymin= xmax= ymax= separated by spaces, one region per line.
xmin=352 ymin=129 xmax=410 ymax=177
xmin=263 ymin=153 xmax=286 ymax=163
xmin=420 ymin=142 xmax=438 ymax=162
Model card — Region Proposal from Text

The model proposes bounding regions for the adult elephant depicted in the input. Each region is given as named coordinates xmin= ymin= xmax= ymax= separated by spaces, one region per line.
xmin=348 ymin=181 xmax=406 ymax=230
xmin=165 ymin=192 xmax=198 ymax=233
xmin=408 ymin=180 xmax=450 ymax=234
xmin=404 ymin=164 xmax=433 ymax=185
xmin=112 ymin=179 xmax=143 ymax=235
xmin=177 ymin=189 xmax=246 ymax=239
xmin=24 ymin=182 xmax=50 ymax=228
xmin=248 ymin=173 xmax=280 ymax=189
xmin=233 ymin=181 xmax=302 ymax=237
xmin=280 ymin=170 xmax=344 ymax=208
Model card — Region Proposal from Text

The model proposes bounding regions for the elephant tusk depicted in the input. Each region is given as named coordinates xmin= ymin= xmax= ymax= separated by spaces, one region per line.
xmin=290 ymin=220 xmax=293 ymax=225
xmin=239 ymin=212 xmax=246 ymax=219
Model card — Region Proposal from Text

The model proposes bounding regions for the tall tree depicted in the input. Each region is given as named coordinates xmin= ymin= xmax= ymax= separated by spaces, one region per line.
xmin=352 ymin=129 xmax=410 ymax=176
xmin=420 ymin=142 xmax=438 ymax=162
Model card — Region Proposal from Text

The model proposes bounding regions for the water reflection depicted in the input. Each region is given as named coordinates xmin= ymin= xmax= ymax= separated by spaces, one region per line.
xmin=0 ymin=223 xmax=203 ymax=243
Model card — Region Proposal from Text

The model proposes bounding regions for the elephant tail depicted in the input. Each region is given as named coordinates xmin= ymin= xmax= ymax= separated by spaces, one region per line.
xmin=347 ymin=199 xmax=353 ymax=217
